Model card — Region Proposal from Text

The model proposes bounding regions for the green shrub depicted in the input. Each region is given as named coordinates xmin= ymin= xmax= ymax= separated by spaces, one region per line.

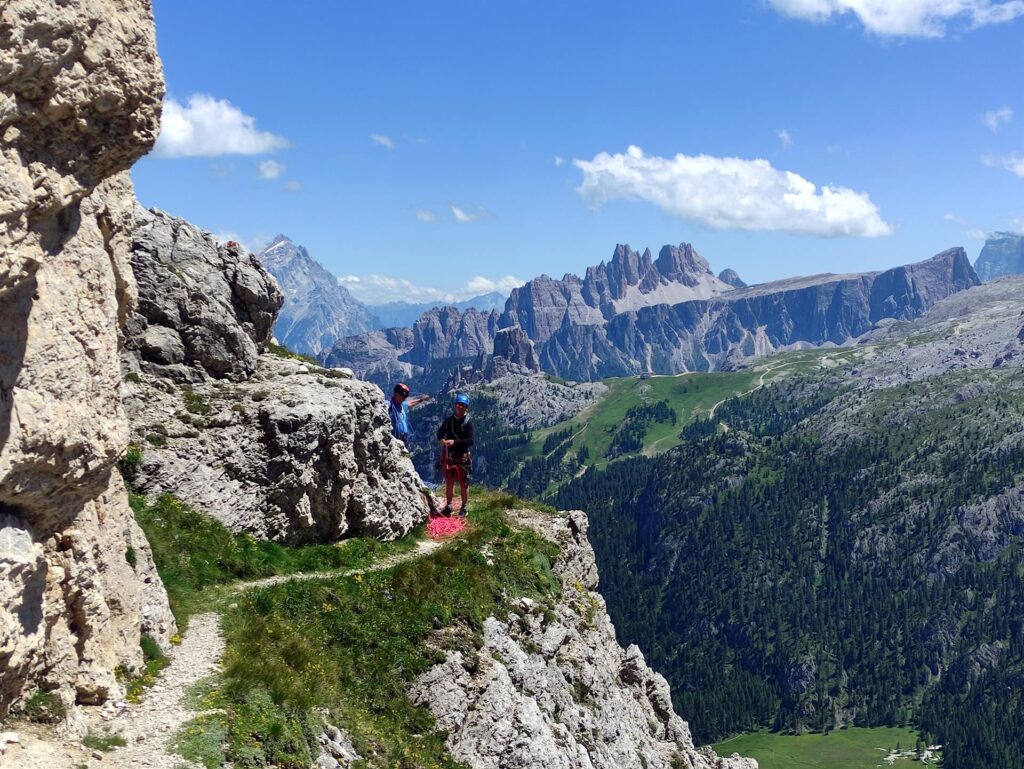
xmin=182 ymin=387 xmax=212 ymax=416
xmin=82 ymin=730 xmax=127 ymax=752
xmin=117 ymin=444 xmax=144 ymax=481
xmin=21 ymin=690 xmax=66 ymax=724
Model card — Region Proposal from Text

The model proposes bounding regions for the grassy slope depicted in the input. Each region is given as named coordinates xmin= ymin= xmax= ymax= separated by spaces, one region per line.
xmin=714 ymin=728 xmax=929 ymax=769
xmin=137 ymin=489 xmax=562 ymax=769
xmin=517 ymin=346 xmax=872 ymax=476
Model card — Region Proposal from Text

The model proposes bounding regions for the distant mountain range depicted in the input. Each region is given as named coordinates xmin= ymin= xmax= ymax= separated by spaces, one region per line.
xmin=255 ymin=236 xmax=510 ymax=357
xmin=975 ymin=231 xmax=1024 ymax=282
xmin=368 ymin=292 xmax=507 ymax=329
xmin=323 ymin=240 xmax=979 ymax=385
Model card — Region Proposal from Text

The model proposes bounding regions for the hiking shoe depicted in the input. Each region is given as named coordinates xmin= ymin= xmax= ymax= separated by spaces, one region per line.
xmin=457 ymin=507 xmax=467 ymax=518
xmin=440 ymin=505 xmax=453 ymax=517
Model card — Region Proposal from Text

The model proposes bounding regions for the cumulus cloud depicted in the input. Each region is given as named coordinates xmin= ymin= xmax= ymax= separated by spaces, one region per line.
xmin=284 ymin=180 xmax=303 ymax=192
xmin=767 ymin=0 xmax=1024 ymax=37
xmin=450 ymin=205 xmax=484 ymax=223
xmin=338 ymin=274 xmax=522 ymax=304
xmin=777 ymin=129 xmax=793 ymax=148
xmin=370 ymin=133 xmax=395 ymax=150
xmin=983 ymin=153 xmax=1024 ymax=177
xmin=415 ymin=209 xmax=437 ymax=223
xmin=258 ymin=160 xmax=285 ymax=180
xmin=153 ymin=94 xmax=289 ymax=157
xmin=554 ymin=156 xmax=566 ymax=166
xmin=574 ymin=145 xmax=892 ymax=237
xmin=984 ymin=105 xmax=1014 ymax=131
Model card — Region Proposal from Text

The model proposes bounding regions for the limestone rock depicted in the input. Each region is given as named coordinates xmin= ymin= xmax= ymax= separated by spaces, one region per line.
xmin=122 ymin=356 xmax=428 ymax=543
xmin=121 ymin=209 xmax=428 ymax=542
xmin=974 ymin=232 xmax=1024 ymax=282
xmin=0 ymin=0 xmax=175 ymax=719
xmin=125 ymin=207 xmax=284 ymax=381
xmin=409 ymin=509 xmax=756 ymax=769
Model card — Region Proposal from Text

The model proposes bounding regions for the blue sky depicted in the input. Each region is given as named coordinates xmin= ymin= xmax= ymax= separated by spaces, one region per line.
xmin=132 ymin=0 xmax=1024 ymax=303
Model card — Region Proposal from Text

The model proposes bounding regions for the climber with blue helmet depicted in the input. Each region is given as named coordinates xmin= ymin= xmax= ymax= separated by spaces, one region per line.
xmin=436 ymin=393 xmax=475 ymax=517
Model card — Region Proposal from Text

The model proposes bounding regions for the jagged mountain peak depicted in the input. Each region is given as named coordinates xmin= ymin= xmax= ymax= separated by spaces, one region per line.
xmin=254 ymin=236 xmax=379 ymax=356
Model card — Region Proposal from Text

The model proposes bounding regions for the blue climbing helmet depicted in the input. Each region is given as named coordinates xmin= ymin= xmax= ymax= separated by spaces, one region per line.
xmin=455 ymin=393 xmax=471 ymax=407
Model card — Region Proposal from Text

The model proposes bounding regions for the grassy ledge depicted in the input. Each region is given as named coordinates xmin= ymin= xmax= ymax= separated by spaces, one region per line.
xmin=169 ymin=490 xmax=561 ymax=769
xmin=131 ymin=491 xmax=422 ymax=627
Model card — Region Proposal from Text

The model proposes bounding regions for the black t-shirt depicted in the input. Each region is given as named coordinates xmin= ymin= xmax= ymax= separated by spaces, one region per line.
xmin=437 ymin=415 xmax=475 ymax=455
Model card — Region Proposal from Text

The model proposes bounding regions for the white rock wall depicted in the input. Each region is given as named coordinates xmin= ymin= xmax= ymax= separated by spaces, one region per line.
xmin=0 ymin=0 xmax=175 ymax=719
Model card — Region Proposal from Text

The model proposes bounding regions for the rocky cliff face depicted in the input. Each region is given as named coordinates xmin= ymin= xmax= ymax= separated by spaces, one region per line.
xmin=256 ymin=235 xmax=380 ymax=357
xmin=974 ymin=232 xmax=1024 ymax=282
xmin=0 ymin=0 xmax=174 ymax=719
xmin=122 ymin=210 xmax=428 ymax=543
xmin=501 ymin=243 xmax=733 ymax=344
xmin=404 ymin=305 xmax=500 ymax=366
xmin=410 ymin=509 xmax=755 ymax=769
xmin=539 ymin=248 xmax=980 ymax=380
xmin=319 ymin=327 xmax=419 ymax=392
xmin=125 ymin=207 xmax=283 ymax=381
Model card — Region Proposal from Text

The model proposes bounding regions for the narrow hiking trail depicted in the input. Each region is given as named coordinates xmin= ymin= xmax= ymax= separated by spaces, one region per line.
xmin=3 ymin=537 xmax=448 ymax=769
xmin=707 ymin=360 xmax=791 ymax=420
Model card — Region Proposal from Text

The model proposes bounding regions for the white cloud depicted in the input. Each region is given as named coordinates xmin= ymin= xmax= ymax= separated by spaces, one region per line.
xmin=338 ymin=274 xmax=522 ymax=304
xmin=284 ymin=180 xmax=303 ymax=192
xmin=554 ymin=156 xmax=566 ymax=166
xmin=258 ymin=160 xmax=285 ymax=180
xmin=450 ymin=205 xmax=483 ymax=223
xmin=983 ymin=152 xmax=1024 ymax=177
xmin=777 ymin=129 xmax=793 ymax=148
xmin=415 ymin=209 xmax=437 ymax=223
xmin=465 ymin=276 xmax=524 ymax=295
xmin=767 ymin=0 xmax=1024 ymax=37
xmin=153 ymin=94 xmax=289 ymax=157
xmin=574 ymin=145 xmax=892 ymax=237
xmin=944 ymin=213 xmax=989 ymax=240
xmin=370 ymin=133 xmax=395 ymax=150
xmin=984 ymin=105 xmax=1014 ymax=131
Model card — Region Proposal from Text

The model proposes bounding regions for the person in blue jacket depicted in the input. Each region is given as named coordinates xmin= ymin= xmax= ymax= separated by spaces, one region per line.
xmin=387 ymin=383 xmax=428 ymax=445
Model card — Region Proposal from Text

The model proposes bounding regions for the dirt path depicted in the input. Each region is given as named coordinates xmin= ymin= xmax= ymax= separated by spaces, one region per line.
xmin=4 ymin=537 xmax=446 ymax=769
xmin=707 ymin=361 xmax=789 ymax=419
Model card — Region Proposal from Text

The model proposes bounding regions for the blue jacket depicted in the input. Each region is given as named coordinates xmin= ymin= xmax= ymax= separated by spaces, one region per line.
xmin=388 ymin=398 xmax=412 ymax=443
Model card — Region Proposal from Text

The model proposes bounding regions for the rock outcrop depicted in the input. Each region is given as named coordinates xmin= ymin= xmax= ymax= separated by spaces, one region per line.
xmin=125 ymin=207 xmax=283 ymax=381
xmin=404 ymin=305 xmax=500 ymax=366
xmin=538 ymin=248 xmax=980 ymax=380
xmin=122 ymin=210 xmax=428 ymax=543
xmin=318 ymin=326 xmax=419 ymax=391
xmin=256 ymin=235 xmax=380 ymax=357
xmin=717 ymin=268 xmax=746 ymax=288
xmin=0 ymin=0 xmax=174 ymax=719
xmin=410 ymin=509 xmax=755 ymax=769
xmin=974 ymin=231 xmax=1024 ymax=282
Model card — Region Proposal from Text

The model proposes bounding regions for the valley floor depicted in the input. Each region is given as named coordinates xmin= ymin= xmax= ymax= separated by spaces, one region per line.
xmin=713 ymin=727 xmax=939 ymax=769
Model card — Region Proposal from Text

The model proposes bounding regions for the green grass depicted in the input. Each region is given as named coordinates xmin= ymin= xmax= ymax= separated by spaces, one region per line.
xmin=267 ymin=342 xmax=320 ymax=367
xmin=130 ymin=492 xmax=421 ymax=626
xmin=211 ymin=489 xmax=562 ymax=769
xmin=714 ymin=728 xmax=936 ymax=769
xmin=82 ymin=729 xmax=128 ymax=752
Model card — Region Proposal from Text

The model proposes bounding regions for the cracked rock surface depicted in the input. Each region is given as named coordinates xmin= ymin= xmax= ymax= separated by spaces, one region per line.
xmin=410 ymin=509 xmax=756 ymax=769
xmin=121 ymin=209 xmax=428 ymax=543
xmin=0 ymin=0 xmax=174 ymax=721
